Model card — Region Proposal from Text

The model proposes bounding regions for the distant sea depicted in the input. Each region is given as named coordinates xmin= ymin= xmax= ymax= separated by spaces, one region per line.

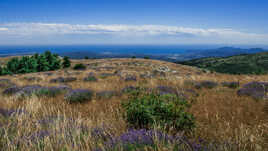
xmin=0 ymin=45 xmax=208 ymax=55
xmin=1 ymin=44 xmax=267 ymax=61
xmin=0 ymin=44 xmax=238 ymax=56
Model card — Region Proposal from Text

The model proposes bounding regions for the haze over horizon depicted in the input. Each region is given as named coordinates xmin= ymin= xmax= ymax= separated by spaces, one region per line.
xmin=0 ymin=0 xmax=268 ymax=45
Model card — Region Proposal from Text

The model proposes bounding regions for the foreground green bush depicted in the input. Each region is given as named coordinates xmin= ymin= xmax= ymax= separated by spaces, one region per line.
xmin=122 ymin=92 xmax=195 ymax=131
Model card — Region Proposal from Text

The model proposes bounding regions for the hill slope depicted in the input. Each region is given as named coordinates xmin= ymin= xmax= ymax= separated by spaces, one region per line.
xmin=177 ymin=52 xmax=268 ymax=74
xmin=0 ymin=57 xmax=267 ymax=150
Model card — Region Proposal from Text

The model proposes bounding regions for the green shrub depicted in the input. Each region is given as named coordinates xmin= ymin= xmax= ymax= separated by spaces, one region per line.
xmin=62 ymin=56 xmax=71 ymax=68
xmin=85 ymin=56 xmax=89 ymax=59
xmin=73 ymin=63 xmax=86 ymax=70
xmin=122 ymin=92 xmax=195 ymax=131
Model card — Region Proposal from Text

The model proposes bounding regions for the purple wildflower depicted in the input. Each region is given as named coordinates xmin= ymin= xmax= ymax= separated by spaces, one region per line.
xmin=124 ymin=75 xmax=137 ymax=82
xmin=237 ymin=81 xmax=268 ymax=99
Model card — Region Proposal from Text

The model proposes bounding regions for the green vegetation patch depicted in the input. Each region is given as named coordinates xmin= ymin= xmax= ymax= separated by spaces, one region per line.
xmin=178 ymin=52 xmax=268 ymax=75
xmin=0 ymin=51 xmax=65 ymax=76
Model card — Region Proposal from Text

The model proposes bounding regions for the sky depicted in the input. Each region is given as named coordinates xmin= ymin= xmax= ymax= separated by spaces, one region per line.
xmin=0 ymin=0 xmax=268 ymax=45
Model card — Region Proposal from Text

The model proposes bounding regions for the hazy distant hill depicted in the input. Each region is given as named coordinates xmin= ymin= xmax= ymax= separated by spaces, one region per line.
xmin=169 ymin=47 xmax=267 ymax=61
xmin=177 ymin=52 xmax=268 ymax=75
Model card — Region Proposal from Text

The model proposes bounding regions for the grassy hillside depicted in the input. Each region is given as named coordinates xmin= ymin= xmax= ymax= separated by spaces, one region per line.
xmin=0 ymin=57 xmax=267 ymax=151
xmin=178 ymin=52 xmax=268 ymax=75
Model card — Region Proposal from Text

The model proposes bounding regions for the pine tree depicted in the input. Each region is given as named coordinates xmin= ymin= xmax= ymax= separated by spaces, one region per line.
xmin=0 ymin=65 xmax=2 ymax=75
xmin=62 ymin=56 xmax=71 ymax=68
xmin=37 ymin=54 xmax=50 ymax=72
xmin=6 ymin=57 xmax=20 ymax=74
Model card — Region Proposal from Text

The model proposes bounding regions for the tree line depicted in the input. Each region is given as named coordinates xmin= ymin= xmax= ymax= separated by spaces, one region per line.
xmin=0 ymin=51 xmax=71 ymax=76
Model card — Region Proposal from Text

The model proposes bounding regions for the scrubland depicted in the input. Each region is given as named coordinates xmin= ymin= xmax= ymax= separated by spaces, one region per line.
xmin=0 ymin=58 xmax=267 ymax=151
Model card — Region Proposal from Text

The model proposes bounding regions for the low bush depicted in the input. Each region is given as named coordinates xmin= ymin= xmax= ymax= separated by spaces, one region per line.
xmin=221 ymin=81 xmax=240 ymax=89
xmin=50 ymin=77 xmax=65 ymax=83
xmin=124 ymin=75 xmax=137 ymax=82
xmin=64 ymin=89 xmax=93 ymax=103
xmin=237 ymin=81 xmax=268 ymax=100
xmin=3 ymin=85 xmax=70 ymax=98
xmin=121 ymin=86 xmax=140 ymax=94
xmin=122 ymin=92 xmax=195 ymax=131
xmin=23 ymin=76 xmax=42 ymax=82
xmin=2 ymin=86 xmax=21 ymax=95
xmin=34 ymin=87 xmax=67 ymax=98
xmin=99 ymin=73 xmax=114 ymax=79
xmin=196 ymin=81 xmax=218 ymax=89
xmin=0 ymin=79 xmax=15 ymax=88
xmin=63 ymin=77 xmax=77 ymax=82
xmin=156 ymin=86 xmax=181 ymax=96
xmin=96 ymin=91 xmax=117 ymax=99
xmin=73 ymin=64 xmax=86 ymax=70
xmin=50 ymin=77 xmax=77 ymax=83
xmin=83 ymin=75 xmax=98 ymax=82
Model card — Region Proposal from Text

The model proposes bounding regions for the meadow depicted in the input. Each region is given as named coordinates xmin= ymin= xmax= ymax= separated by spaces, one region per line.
xmin=0 ymin=58 xmax=267 ymax=151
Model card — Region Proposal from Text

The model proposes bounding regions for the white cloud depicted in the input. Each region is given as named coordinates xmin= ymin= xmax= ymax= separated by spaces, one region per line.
xmin=0 ymin=22 xmax=267 ymax=44
xmin=0 ymin=27 xmax=8 ymax=31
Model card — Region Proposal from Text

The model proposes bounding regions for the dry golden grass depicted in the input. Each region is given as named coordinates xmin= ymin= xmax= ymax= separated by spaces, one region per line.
xmin=0 ymin=58 xmax=267 ymax=151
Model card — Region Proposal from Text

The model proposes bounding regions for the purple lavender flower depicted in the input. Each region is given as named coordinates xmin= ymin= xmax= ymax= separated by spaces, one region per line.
xmin=96 ymin=91 xmax=117 ymax=99
xmin=2 ymin=86 xmax=21 ymax=95
xmin=124 ymin=75 xmax=137 ymax=82
xmin=156 ymin=86 xmax=186 ymax=98
xmin=0 ymin=108 xmax=28 ymax=117
xmin=237 ymin=81 xmax=268 ymax=99
xmin=50 ymin=77 xmax=65 ymax=83
xmin=64 ymin=89 xmax=93 ymax=103
xmin=0 ymin=79 xmax=16 ymax=88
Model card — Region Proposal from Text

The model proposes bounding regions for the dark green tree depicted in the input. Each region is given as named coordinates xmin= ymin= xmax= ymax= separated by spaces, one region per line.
xmin=84 ymin=56 xmax=89 ymax=59
xmin=73 ymin=63 xmax=86 ymax=70
xmin=0 ymin=65 xmax=2 ymax=75
xmin=144 ymin=56 xmax=149 ymax=59
xmin=62 ymin=56 xmax=71 ymax=68
xmin=6 ymin=57 xmax=20 ymax=74
xmin=37 ymin=54 xmax=50 ymax=72
xmin=44 ymin=51 xmax=61 ymax=70
xmin=0 ymin=51 xmax=64 ymax=76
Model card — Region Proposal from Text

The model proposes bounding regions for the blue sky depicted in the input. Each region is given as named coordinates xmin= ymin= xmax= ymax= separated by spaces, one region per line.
xmin=0 ymin=0 xmax=268 ymax=45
